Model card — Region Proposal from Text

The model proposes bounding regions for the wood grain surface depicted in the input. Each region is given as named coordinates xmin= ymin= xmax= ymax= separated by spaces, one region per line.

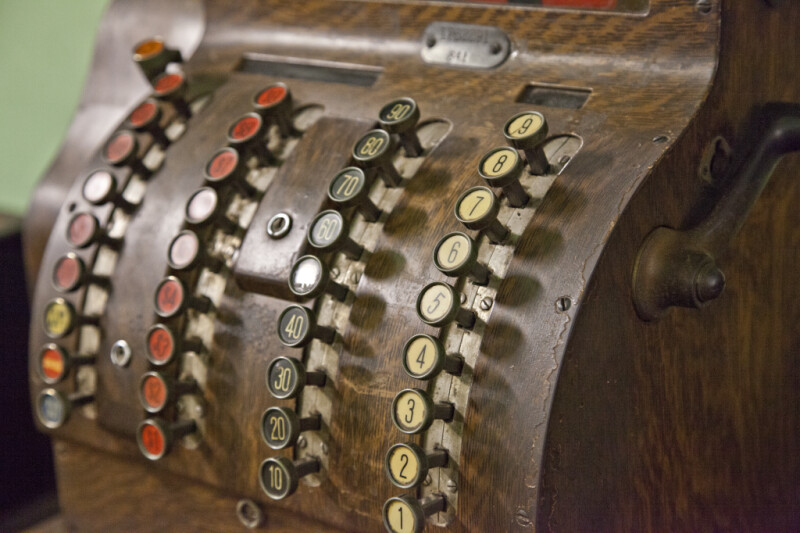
xmin=20 ymin=0 xmax=798 ymax=531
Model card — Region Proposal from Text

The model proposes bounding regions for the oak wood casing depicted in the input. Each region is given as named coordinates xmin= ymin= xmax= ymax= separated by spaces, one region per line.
xmin=21 ymin=0 xmax=800 ymax=531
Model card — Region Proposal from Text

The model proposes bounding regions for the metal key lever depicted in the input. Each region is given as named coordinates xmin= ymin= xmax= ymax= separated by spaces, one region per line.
xmin=633 ymin=102 xmax=800 ymax=321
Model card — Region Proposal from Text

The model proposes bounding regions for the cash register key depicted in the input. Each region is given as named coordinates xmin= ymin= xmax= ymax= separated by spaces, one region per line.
xmin=478 ymin=146 xmax=530 ymax=208
xmin=82 ymin=170 xmax=137 ymax=211
xmin=503 ymin=110 xmax=550 ymax=175
xmin=391 ymin=388 xmax=454 ymax=435
xmin=276 ymin=305 xmax=336 ymax=348
xmin=137 ymin=418 xmax=196 ymax=461
xmin=416 ymin=282 xmax=476 ymax=329
xmin=127 ymin=98 xmax=169 ymax=147
xmin=52 ymin=253 xmax=87 ymax=293
xmin=266 ymin=356 xmax=327 ymax=400
xmin=352 ymin=129 xmax=403 ymax=187
xmin=138 ymin=371 xmax=197 ymax=414
xmin=132 ymin=37 xmax=182 ymax=82
xmin=252 ymin=83 xmax=295 ymax=138
xmin=153 ymin=276 xmax=213 ymax=319
xmin=153 ymin=72 xmax=191 ymax=118
xmin=402 ymin=334 xmax=463 ymax=381
xmin=385 ymin=443 xmax=449 ymax=489
xmin=433 ymin=232 xmax=491 ymax=285
xmin=37 ymin=344 xmax=95 ymax=385
xmin=43 ymin=298 xmax=99 ymax=339
xmin=260 ymin=407 xmax=321 ymax=450
xmin=35 ymin=388 xmax=94 ymax=430
xmin=184 ymin=187 xmax=238 ymax=232
xmin=307 ymin=210 xmax=364 ymax=260
xmin=327 ymin=167 xmax=381 ymax=222
xmin=167 ymin=230 xmax=223 ymax=272
xmin=258 ymin=456 xmax=320 ymax=501
xmin=66 ymin=212 xmax=122 ymax=250
xmin=203 ymin=147 xmax=257 ymax=195
xmin=378 ymin=97 xmax=423 ymax=157
xmin=383 ymin=493 xmax=447 ymax=533
xmin=454 ymin=186 xmax=509 ymax=244
xmin=288 ymin=255 xmax=349 ymax=301
xmin=226 ymin=113 xmax=273 ymax=167
xmin=145 ymin=324 xmax=205 ymax=366
xmin=102 ymin=130 xmax=151 ymax=178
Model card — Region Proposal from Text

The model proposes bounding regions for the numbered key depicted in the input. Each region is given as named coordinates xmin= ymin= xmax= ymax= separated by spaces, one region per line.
xmin=385 ymin=443 xmax=448 ymax=489
xmin=153 ymin=72 xmax=191 ymax=118
xmin=138 ymin=371 xmax=197 ymax=414
xmin=277 ymin=305 xmax=336 ymax=348
xmin=402 ymin=334 xmax=463 ymax=381
xmin=153 ymin=276 xmax=213 ymax=318
xmin=266 ymin=356 xmax=327 ymax=400
xmin=127 ymin=98 xmax=169 ymax=147
xmin=391 ymin=388 xmax=454 ymax=434
xmin=132 ymin=37 xmax=182 ymax=82
xmin=503 ymin=110 xmax=550 ymax=175
xmin=204 ymin=147 xmax=258 ymax=195
xmin=66 ymin=212 xmax=122 ymax=250
xmin=167 ymin=230 xmax=223 ymax=272
xmin=184 ymin=187 xmax=238 ymax=232
xmin=307 ymin=210 xmax=364 ymax=259
xmin=289 ymin=255 xmax=349 ymax=301
xmin=252 ymin=83 xmax=295 ymax=137
xmin=478 ymin=146 xmax=530 ymax=207
xmin=352 ymin=129 xmax=403 ymax=187
xmin=433 ymin=232 xmax=491 ymax=285
xmin=416 ymin=282 xmax=475 ymax=329
xmin=226 ymin=113 xmax=273 ymax=166
xmin=328 ymin=167 xmax=382 ymax=222
xmin=454 ymin=186 xmax=509 ymax=244
xmin=378 ymin=97 xmax=423 ymax=157
xmin=260 ymin=406 xmax=321 ymax=450
xmin=258 ymin=456 xmax=320 ymax=501
xmin=35 ymin=388 xmax=94 ymax=429
xmin=82 ymin=170 xmax=137 ymax=211
xmin=43 ymin=298 xmax=99 ymax=339
xmin=103 ymin=130 xmax=151 ymax=178
xmin=37 ymin=344 xmax=94 ymax=385
xmin=383 ymin=493 xmax=447 ymax=533
xmin=145 ymin=324 xmax=205 ymax=366
xmin=137 ymin=418 xmax=196 ymax=460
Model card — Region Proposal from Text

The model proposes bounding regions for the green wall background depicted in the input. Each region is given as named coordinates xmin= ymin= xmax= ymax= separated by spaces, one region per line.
xmin=0 ymin=0 xmax=110 ymax=216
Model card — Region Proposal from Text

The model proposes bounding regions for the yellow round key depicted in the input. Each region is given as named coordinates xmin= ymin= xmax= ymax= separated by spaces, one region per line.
xmin=44 ymin=299 xmax=75 ymax=338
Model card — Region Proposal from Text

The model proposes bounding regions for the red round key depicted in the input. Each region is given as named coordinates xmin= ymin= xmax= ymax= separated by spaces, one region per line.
xmin=104 ymin=132 xmax=136 ymax=165
xmin=154 ymin=72 xmax=184 ymax=96
xmin=141 ymin=373 xmax=168 ymax=412
xmin=129 ymin=100 xmax=158 ymax=128
xmin=229 ymin=115 xmax=262 ymax=143
xmin=139 ymin=421 xmax=166 ymax=457
xmin=53 ymin=254 xmax=84 ymax=292
xmin=40 ymin=345 xmax=67 ymax=383
xmin=67 ymin=213 xmax=98 ymax=248
xmin=154 ymin=277 xmax=185 ymax=317
xmin=206 ymin=149 xmax=239 ymax=181
xmin=147 ymin=324 xmax=175 ymax=365
xmin=255 ymin=85 xmax=287 ymax=108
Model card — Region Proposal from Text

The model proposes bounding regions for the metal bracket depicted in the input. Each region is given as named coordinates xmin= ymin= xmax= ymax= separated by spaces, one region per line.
xmin=421 ymin=23 xmax=510 ymax=70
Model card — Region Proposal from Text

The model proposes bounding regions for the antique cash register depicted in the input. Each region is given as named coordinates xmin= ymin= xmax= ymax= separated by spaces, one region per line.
xmin=23 ymin=0 xmax=800 ymax=530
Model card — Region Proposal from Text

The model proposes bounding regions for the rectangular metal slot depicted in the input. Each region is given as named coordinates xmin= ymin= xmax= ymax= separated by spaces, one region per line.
xmin=237 ymin=53 xmax=382 ymax=87
xmin=516 ymin=84 xmax=592 ymax=109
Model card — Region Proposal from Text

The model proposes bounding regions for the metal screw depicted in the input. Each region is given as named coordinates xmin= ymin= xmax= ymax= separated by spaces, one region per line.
xmin=266 ymin=212 xmax=292 ymax=239
xmin=653 ymin=135 xmax=669 ymax=144
xmin=110 ymin=340 xmax=132 ymax=367
xmin=446 ymin=479 xmax=458 ymax=493
xmin=696 ymin=0 xmax=712 ymax=14
xmin=426 ymin=35 xmax=437 ymax=48
xmin=558 ymin=155 xmax=571 ymax=165
xmin=297 ymin=435 xmax=307 ymax=449
xmin=515 ymin=508 xmax=533 ymax=527
xmin=489 ymin=42 xmax=502 ymax=55
xmin=236 ymin=499 xmax=265 ymax=529
xmin=556 ymin=297 xmax=572 ymax=313
xmin=480 ymin=297 xmax=493 ymax=311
